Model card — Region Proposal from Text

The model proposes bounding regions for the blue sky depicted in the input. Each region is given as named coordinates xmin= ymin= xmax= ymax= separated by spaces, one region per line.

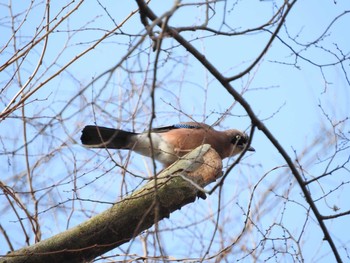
xmin=1 ymin=0 xmax=349 ymax=262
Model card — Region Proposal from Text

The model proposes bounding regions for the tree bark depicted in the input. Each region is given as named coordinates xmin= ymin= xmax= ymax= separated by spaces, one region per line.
xmin=1 ymin=145 xmax=222 ymax=263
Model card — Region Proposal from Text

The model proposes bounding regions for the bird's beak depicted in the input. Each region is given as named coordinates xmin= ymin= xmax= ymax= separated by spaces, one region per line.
xmin=246 ymin=145 xmax=255 ymax=152
xmin=238 ymin=144 xmax=255 ymax=152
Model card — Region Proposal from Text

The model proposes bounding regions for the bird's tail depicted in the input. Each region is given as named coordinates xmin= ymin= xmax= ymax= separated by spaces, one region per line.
xmin=81 ymin=125 xmax=137 ymax=149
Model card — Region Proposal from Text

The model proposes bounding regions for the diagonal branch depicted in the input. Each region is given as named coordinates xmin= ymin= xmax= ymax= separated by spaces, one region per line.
xmin=134 ymin=1 xmax=342 ymax=262
xmin=1 ymin=145 xmax=222 ymax=263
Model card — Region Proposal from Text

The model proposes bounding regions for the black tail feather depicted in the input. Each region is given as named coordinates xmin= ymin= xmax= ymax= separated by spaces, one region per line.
xmin=81 ymin=125 xmax=136 ymax=149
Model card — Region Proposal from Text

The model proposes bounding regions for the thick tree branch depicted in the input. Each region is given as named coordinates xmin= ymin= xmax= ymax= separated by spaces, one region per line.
xmin=1 ymin=145 xmax=223 ymax=263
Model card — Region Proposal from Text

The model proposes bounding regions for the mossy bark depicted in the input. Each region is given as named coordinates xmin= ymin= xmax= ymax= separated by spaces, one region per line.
xmin=1 ymin=145 xmax=222 ymax=263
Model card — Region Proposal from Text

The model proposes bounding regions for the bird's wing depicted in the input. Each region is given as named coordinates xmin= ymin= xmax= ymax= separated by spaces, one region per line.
xmin=149 ymin=122 xmax=212 ymax=133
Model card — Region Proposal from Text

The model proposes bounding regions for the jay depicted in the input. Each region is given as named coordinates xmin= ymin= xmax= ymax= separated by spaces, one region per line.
xmin=81 ymin=122 xmax=255 ymax=166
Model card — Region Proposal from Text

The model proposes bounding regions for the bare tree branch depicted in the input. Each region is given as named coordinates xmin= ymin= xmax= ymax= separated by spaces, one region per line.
xmin=1 ymin=145 xmax=222 ymax=263
xmin=134 ymin=0 xmax=343 ymax=261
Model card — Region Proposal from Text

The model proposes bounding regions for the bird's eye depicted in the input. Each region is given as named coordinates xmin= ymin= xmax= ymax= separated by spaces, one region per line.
xmin=232 ymin=134 xmax=242 ymax=145
xmin=232 ymin=134 xmax=248 ymax=146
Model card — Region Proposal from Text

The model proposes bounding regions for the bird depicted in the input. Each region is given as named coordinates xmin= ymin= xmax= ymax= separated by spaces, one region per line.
xmin=80 ymin=122 xmax=255 ymax=166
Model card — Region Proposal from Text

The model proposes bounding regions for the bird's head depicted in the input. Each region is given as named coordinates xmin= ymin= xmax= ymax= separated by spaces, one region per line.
xmin=227 ymin=130 xmax=255 ymax=156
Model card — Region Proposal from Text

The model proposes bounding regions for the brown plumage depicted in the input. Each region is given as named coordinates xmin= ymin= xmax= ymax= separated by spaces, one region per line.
xmin=81 ymin=122 xmax=254 ymax=166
